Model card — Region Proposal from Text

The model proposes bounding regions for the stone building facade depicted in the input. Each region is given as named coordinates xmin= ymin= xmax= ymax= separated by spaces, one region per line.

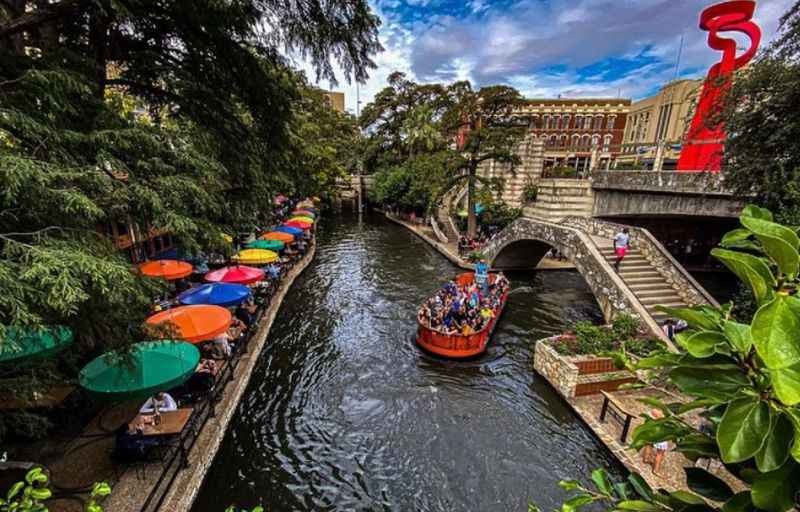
xmin=618 ymin=79 xmax=702 ymax=169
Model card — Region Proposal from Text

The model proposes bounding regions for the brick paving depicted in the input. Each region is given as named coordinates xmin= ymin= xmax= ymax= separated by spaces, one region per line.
xmin=572 ymin=389 xmax=746 ymax=494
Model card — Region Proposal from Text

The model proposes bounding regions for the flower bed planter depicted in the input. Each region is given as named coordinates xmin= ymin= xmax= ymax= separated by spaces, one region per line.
xmin=533 ymin=336 xmax=638 ymax=399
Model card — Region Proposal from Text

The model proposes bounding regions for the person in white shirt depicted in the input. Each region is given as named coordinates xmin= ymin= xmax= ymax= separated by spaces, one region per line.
xmin=613 ymin=228 xmax=631 ymax=271
xmin=140 ymin=392 xmax=177 ymax=414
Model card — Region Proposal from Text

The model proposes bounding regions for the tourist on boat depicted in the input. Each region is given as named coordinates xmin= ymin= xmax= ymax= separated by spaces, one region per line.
xmin=475 ymin=259 xmax=489 ymax=294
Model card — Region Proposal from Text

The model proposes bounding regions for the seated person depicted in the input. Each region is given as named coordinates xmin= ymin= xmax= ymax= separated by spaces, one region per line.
xmin=208 ymin=333 xmax=232 ymax=359
xmin=186 ymin=359 xmax=218 ymax=395
xmin=235 ymin=300 xmax=258 ymax=328
xmin=140 ymin=392 xmax=178 ymax=414
xmin=228 ymin=317 xmax=246 ymax=341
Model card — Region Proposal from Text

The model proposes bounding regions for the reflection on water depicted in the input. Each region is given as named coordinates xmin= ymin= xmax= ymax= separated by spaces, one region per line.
xmin=192 ymin=212 xmax=623 ymax=512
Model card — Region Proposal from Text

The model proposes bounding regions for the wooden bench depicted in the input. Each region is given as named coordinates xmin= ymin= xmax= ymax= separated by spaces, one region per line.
xmin=599 ymin=391 xmax=637 ymax=443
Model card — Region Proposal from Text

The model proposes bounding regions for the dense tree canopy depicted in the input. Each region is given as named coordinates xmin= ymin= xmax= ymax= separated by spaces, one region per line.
xmin=723 ymin=2 xmax=800 ymax=224
xmin=0 ymin=0 xmax=379 ymax=438
xmin=361 ymin=73 xmax=526 ymax=232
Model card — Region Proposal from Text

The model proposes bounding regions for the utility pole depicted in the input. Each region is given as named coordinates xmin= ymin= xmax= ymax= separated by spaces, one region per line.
xmin=674 ymin=34 xmax=685 ymax=80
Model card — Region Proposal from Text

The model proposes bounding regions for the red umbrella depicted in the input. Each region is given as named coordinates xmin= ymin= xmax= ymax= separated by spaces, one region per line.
xmin=138 ymin=260 xmax=193 ymax=281
xmin=204 ymin=265 xmax=265 ymax=285
xmin=284 ymin=221 xmax=312 ymax=231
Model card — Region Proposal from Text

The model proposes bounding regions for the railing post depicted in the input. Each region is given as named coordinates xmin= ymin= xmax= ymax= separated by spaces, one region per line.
xmin=599 ymin=395 xmax=610 ymax=422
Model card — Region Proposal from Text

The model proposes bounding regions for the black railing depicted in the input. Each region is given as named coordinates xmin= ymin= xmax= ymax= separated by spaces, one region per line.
xmin=135 ymin=245 xmax=312 ymax=512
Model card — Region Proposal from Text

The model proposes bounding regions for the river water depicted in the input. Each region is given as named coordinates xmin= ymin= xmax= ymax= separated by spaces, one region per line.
xmin=192 ymin=212 xmax=624 ymax=512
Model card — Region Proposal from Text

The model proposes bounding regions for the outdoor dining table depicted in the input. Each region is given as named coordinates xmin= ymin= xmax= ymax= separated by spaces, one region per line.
xmin=128 ymin=408 xmax=193 ymax=437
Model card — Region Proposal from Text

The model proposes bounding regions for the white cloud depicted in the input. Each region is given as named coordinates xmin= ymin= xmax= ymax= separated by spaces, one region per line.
xmin=297 ymin=0 xmax=795 ymax=110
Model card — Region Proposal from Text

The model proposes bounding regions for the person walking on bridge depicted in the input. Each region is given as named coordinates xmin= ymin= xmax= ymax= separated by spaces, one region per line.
xmin=613 ymin=228 xmax=631 ymax=272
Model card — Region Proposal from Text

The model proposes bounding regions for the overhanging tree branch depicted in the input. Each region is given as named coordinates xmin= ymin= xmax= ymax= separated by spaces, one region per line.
xmin=0 ymin=0 xmax=88 ymax=39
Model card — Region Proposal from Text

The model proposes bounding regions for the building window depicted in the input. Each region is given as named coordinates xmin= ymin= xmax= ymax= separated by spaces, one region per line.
xmin=655 ymin=104 xmax=673 ymax=141
xmin=581 ymin=134 xmax=590 ymax=148
xmin=548 ymin=134 xmax=557 ymax=147
xmin=562 ymin=114 xmax=571 ymax=130
xmin=603 ymin=134 xmax=612 ymax=152
xmin=591 ymin=134 xmax=600 ymax=147
xmin=543 ymin=114 xmax=550 ymax=130
xmin=607 ymin=115 xmax=616 ymax=130
xmin=559 ymin=134 xmax=568 ymax=147
xmin=549 ymin=115 xmax=559 ymax=130
xmin=594 ymin=115 xmax=604 ymax=130
xmin=575 ymin=115 xmax=583 ymax=130
xmin=571 ymin=134 xmax=580 ymax=147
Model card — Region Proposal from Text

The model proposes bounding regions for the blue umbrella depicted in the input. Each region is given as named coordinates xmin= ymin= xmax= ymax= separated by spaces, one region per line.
xmin=275 ymin=226 xmax=304 ymax=238
xmin=178 ymin=283 xmax=251 ymax=308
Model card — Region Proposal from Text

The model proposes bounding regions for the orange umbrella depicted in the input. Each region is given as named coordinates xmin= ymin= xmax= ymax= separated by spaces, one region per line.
xmin=261 ymin=231 xmax=294 ymax=243
xmin=139 ymin=260 xmax=193 ymax=281
xmin=145 ymin=305 xmax=231 ymax=344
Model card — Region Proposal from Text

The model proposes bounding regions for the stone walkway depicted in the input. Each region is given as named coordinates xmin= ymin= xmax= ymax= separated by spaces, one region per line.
xmin=572 ymin=388 xmax=745 ymax=494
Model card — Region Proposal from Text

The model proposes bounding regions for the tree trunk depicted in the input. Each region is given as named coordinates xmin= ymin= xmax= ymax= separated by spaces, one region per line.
xmin=467 ymin=164 xmax=477 ymax=239
xmin=89 ymin=6 xmax=109 ymax=98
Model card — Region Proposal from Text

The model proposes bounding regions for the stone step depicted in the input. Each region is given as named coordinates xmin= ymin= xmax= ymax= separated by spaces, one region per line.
xmin=620 ymin=271 xmax=662 ymax=280
xmin=624 ymin=276 xmax=666 ymax=285
xmin=645 ymin=301 xmax=686 ymax=311
xmin=634 ymin=288 xmax=675 ymax=297
xmin=639 ymin=294 xmax=683 ymax=306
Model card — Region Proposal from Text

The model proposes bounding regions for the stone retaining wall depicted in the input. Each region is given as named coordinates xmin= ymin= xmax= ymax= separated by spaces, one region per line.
xmin=533 ymin=337 xmax=637 ymax=399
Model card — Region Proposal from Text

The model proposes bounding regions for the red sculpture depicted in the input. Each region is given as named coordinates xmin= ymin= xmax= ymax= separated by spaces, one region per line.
xmin=677 ymin=1 xmax=761 ymax=172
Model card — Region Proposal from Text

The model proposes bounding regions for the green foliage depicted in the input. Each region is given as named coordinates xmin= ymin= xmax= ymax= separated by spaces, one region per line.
xmin=0 ymin=468 xmax=109 ymax=512
xmin=553 ymin=314 xmax=660 ymax=359
xmin=545 ymin=165 xmax=579 ymax=178
xmin=0 ymin=0 xmax=378 ymax=441
xmin=543 ymin=205 xmax=800 ymax=512
xmin=224 ymin=507 xmax=264 ymax=512
xmin=522 ymin=181 xmax=539 ymax=203
xmin=478 ymin=200 xmax=521 ymax=230
xmin=360 ymin=73 xmax=527 ymax=236
xmin=723 ymin=4 xmax=800 ymax=225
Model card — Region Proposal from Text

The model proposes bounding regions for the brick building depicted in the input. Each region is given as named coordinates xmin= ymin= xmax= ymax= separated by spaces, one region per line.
xmin=517 ymin=98 xmax=631 ymax=172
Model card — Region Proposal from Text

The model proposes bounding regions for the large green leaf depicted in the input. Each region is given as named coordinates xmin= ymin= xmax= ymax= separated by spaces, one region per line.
xmin=771 ymin=363 xmax=800 ymax=405
xmin=669 ymin=367 xmax=750 ymax=402
xmin=717 ymin=398 xmax=771 ymax=463
xmin=755 ymin=413 xmax=793 ymax=472
xmin=741 ymin=216 xmax=800 ymax=277
xmin=627 ymin=474 xmax=654 ymax=501
xmin=721 ymin=492 xmax=755 ymax=512
xmin=674 ymin=433 xmax=719 ymax=460
xmin=654 ymin=305 xmax=720 ymax=331
xmin=631 ymin=418 xmax=691 ymax=449
xmin=742 ymin=204 xmax=774 ymax=221
xmin=751 ymin=461 xmax=799 ymax=512
xmin=751 ymin=294 xmax=800 ymax=369
xmin=684 ymin=467 xmax=734 ymax=502
xmin=720 ymin=228 xmax=760 ymax=251
xmin=562 ymin=494 xmax=593 ymax=512
xmin=591 ymin=468 xmax=613 ymax=496
xmin=722 ymin=321 xmax=753 ymax=356
xmin=785 ymin=409 xmax=800 ymax=463
xmin=677 ymin=331 xmax=728 ymax=358
xmin=711 ymin=248 xmax=775 ymax=306
xmin=616 ymin=500 xmax=664 ymax=511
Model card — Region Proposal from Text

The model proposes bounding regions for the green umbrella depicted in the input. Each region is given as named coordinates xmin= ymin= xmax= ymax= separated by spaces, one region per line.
xmin=0 ymin=326 xmax=74 ymax=363
xmin=246 ymin=239 xmax=285 ymax=251
xmin=79 ymin=341 xmax=200 ymax=401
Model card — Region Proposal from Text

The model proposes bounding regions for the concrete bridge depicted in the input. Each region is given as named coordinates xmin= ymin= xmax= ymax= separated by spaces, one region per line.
xmin=482 ymin=216 xmax=719 ymax=337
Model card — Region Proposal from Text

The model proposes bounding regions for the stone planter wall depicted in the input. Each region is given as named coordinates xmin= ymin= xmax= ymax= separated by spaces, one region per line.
xmin=534 ymin=337 xmax=637 ymax=399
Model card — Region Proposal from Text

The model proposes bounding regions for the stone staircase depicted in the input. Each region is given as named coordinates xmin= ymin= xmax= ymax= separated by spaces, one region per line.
xmin=595 ymin=241 xmax=688 ymax=326
xmin=524 ymin=179 xmax=594 ymax=222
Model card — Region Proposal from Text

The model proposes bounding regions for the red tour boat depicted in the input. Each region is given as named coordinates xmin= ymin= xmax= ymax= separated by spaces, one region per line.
xmin=416 ymin=272 xmax=509 ymax=358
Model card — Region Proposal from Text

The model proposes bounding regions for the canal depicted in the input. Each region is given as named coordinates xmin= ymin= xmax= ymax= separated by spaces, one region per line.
xmin=192 ymin=212 xmax=624 ymax=512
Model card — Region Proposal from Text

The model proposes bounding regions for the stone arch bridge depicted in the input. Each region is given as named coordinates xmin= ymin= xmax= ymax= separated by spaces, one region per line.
xmin=481 ymin=216 xmax=718 ymax=339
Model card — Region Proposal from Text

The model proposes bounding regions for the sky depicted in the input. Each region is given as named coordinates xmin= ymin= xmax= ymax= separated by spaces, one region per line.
xmin=298 ymin=0 xmax=793 ymax=114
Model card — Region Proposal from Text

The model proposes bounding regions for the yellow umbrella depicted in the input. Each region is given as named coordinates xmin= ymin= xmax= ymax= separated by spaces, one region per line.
xmin=290 ymin=216 xmax=314 ymax=224
xmin=232 ymin=249 xmax=278 ymax=265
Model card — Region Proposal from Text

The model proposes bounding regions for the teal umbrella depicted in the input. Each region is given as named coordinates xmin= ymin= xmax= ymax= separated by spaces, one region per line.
xmin=0 ymin=326 xmax=74 ymax=363
xmin=79 ymin=341 xmax=200 ymax=401
xmin=246 ymin=239 xmax=285 ymax=251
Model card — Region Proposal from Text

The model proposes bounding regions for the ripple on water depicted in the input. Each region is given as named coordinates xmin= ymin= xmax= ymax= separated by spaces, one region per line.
xmin=192 ymin=212 xmax=623 ymax=512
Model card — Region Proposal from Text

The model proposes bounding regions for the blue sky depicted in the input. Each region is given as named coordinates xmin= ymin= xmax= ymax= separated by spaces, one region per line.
xmin=300 ymin=0 xmax=792 ymax=113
